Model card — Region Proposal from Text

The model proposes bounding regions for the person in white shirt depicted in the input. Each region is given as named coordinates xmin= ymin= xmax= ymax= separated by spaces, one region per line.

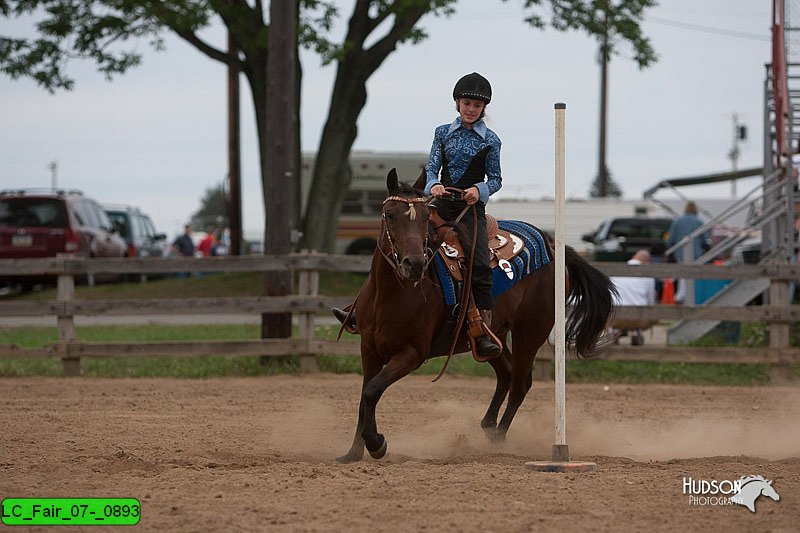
xmin=609 ymin=249 xmax=657 ymax=345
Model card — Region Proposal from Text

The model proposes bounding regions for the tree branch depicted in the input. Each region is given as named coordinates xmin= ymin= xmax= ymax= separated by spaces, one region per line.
xmin=360 ymin=5 xmax=427 ymax=76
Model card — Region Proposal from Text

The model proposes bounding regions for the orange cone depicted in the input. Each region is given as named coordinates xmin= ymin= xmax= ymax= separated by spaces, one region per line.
xmin=662 ymin=278 xmax=675 ymax=304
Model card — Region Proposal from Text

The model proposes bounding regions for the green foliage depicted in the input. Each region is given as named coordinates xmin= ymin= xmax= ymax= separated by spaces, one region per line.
xmin=299 ymin=0 xmax=341 ymax=64
xmin=190 ymin=181 xmax=228 ymax=229
xmin=0 ymin=1 xmax=171 ymax=91
xmin=589 ymin=166 xmax=623 ymax=197
xmin=518 ymin=0 xmax=658 ymax=68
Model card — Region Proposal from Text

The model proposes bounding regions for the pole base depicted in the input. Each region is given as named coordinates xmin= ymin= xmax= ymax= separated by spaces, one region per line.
xmin=524 ymin=460 xmax=596 ymax=473
xmin=524 ymin=445 xmax=596 ymax=473
xmin=552 ymin=444 xmax=570 ymax=462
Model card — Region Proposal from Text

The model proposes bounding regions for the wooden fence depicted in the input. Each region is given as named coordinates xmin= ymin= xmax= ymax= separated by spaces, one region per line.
xmin=1 ymin=254 xmax=799 ymax=379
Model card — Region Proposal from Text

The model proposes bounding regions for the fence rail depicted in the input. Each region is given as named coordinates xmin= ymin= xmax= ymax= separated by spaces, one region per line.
xmin=1 ymin=254 xmax=799 ymax=378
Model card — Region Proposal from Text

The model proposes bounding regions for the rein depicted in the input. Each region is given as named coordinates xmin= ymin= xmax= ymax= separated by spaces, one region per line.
xmin=432 ymin=188 xmax=477 ymax=382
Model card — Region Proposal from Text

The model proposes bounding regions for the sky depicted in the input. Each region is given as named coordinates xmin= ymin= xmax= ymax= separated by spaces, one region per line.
xmin=0 ymin=0 xmax=772 ymax=239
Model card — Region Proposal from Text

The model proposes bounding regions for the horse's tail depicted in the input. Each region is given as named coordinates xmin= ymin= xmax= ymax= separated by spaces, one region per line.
xmin=564 ymin=245 xmax=616 ymax=358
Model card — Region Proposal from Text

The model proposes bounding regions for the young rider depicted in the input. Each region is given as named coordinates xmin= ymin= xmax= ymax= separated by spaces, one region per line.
xmin=333 ymin=72 xmax=503 ymax=359
xmin=426 ymin=72 xmax=502 ymax=358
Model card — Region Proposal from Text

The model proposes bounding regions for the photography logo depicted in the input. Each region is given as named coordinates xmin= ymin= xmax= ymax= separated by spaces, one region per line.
xmin=683 ymin=475 xmax=780 ymax=512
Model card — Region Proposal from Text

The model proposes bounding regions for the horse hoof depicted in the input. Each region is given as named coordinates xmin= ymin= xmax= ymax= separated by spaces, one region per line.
xmin=335 ymin=453 xmax=362 ymax=464
xmin=367 ymin=435 xmax=387 ymax=460
xmin=484 ymin=426 xmax=506 ymax=443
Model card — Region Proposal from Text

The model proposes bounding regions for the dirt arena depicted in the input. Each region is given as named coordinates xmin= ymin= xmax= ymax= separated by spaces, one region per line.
xmin=1 ymin=374 xmax=798 ymax=531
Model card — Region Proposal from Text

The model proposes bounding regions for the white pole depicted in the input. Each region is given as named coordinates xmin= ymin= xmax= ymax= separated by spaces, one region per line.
xmin=527 ymin=103 xmax=594 ymax=471
xmin=553 ymin=102 xmax=568 ymax=461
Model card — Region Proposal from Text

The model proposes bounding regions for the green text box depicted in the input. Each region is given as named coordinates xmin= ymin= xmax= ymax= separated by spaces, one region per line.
xmin=1 ymin=498 xmax=140 ymax=526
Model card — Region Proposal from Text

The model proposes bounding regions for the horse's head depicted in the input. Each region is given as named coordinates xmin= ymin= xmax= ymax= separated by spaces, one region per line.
xmin=760 ymin=480 xmax=780 ymax=502
xmin=380 ymin=168 xmax=432 ymax=281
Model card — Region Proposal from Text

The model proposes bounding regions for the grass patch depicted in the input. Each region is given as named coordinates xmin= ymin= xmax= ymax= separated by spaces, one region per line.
xmin=564 ymin=359 xmax=770 ymax=386
xmin=0 ymin=303 xmax=793 ymax=384
xmin=0 ymin=321 xmax=779 ymax=384
xmin=3 ymin=271 xmax=366 ymax=301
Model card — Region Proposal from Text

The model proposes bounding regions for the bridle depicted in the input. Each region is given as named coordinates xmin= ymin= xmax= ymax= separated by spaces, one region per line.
xmin=375 ymin=188 xmax=483 ymax=382
xmin=379 ymin=194 xmax=436 ymax=281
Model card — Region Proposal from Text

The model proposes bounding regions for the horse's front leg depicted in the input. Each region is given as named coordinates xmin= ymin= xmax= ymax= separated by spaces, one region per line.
xmin=336 ymin=355 xmax=382 ymax=464
xmin=336 ymin=385 xmax=369 ymax=464
xmin=360 ymin=350 xmax=419 ymax=459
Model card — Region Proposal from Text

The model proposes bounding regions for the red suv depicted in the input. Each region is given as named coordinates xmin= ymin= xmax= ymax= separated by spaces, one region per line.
xmin=0 ymin=189 xmax=127 ymax=287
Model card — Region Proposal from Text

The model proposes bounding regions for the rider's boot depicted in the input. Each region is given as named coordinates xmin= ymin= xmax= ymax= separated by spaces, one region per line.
xmin=332 ymin=307 xmax=358 ymax=334
xmin=468 ymin=308 xmax=501 ymax=360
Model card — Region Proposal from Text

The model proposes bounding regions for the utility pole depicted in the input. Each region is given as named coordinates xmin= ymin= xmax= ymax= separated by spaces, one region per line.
xmin=596 ymin=5 xmax=610 ymax=198
xmin=261 ymin=0 xmax=298 ymax=341
xmin=728 ymin=113 xmax=747 ymax=197
xmin=227 ymin=16 xmax=242 ymax=256
xmin=48 ymin=161 xmax=58 ymax=191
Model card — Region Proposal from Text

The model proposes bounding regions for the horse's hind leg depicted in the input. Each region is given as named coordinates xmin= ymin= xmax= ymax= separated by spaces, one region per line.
xmin=494 ymin=329 xmax=547 ymax=440
xmin=481 ymin=344 xmax=511 ymax=441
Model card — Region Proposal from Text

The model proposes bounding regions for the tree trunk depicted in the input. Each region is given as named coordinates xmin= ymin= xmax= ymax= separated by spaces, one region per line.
xmin=300 ymin=3 xmax=431 ymax=253
xmin=227 ymin=28 xmax=242 ymax=256
xmin=259 ymin=1 xmax=298 ymax=339
xmin=302 ymin=69 xmax=365 ymax=252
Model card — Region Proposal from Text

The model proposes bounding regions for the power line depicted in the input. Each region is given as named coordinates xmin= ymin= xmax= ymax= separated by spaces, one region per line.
xmin=649 ymin=16 xmax=770 ymax=42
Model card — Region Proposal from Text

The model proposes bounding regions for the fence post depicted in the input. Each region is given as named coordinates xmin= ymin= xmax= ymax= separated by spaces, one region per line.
xmin=296 ymin=252 xmax=319 ymax=373
xmin=769 ymin=276 xmax=792 ymax=383
xmin=56 ymin=255 xmax=80 ymax=377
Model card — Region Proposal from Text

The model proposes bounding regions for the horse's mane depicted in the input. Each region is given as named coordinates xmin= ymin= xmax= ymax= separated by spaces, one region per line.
xmin=739 ymin=475 xmax=769 ymax=485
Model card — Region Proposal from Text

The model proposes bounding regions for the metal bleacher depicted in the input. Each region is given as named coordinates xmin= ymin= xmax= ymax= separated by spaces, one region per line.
xmin=664 ymin=1 xmax=799 ymax=344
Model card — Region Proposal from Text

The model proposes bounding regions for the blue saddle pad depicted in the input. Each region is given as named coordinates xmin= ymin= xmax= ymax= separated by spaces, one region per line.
xmin=434 ymin=220 xmax=552 ymax=307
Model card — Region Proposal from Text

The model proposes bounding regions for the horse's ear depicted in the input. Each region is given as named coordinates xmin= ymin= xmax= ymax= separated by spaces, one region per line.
xmin=387 ymin=168 xmax=399 ymax=193
xmin=412 ymin=168 xmax=426 ymax=191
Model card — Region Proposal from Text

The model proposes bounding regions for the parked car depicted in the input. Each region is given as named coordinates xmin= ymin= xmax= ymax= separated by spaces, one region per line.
xmin=104 ymin=205 xmax=169 ymax=281
xmin=582 ymin=216 xmax=674 ymax=262
xmin=731 ymin=235 xmax=763 ymax=264
xmin=104 ymin=205 xmax=168 ymax=259
xmin=0 ymin=189 xmax=127 ymax=288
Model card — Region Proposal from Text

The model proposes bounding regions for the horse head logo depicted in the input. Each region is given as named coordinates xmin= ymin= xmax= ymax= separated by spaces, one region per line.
xmin=729 ymin=475 xmax=780 ymax=513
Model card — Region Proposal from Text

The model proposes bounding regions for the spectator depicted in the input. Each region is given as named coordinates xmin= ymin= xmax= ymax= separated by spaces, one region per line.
xmin=666 ymin=201 xmax=710 ymax=304
xmin=197 ymin=227 xmax=217 ymax=257
xmin=666 ymin=201 xmax=709 ymax=263
xmin=609 ymin=249 xmax=657 ymax=345
xmin=172 ymin=224 xmax=195 ymax=258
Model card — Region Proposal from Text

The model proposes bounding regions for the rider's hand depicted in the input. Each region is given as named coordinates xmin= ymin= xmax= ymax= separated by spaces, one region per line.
xmin=431 ymin=183 xmax=446 ymax=197
xmin=464 ymin=187 xmax=480 ymax=205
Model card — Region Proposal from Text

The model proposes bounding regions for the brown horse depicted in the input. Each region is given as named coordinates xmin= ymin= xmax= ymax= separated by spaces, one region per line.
xmin=336 ymin=169 xmax=614 ymax=463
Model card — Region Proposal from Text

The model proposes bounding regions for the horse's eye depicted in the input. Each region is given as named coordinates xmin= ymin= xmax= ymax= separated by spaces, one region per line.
xmin=384 ymin=212 xmax=395 ymax=222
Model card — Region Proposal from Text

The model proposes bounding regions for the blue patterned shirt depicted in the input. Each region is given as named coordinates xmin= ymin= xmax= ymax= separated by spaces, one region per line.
xmin=425 ymin=117 xmax=502 ymax=204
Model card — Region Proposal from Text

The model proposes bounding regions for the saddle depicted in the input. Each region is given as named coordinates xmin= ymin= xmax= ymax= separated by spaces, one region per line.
xmin=434 ymin=212 xmax=526 ymax=282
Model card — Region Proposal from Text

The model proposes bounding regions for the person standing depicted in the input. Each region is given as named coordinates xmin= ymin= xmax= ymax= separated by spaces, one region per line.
xmin=666 ymin=201 xmax=709 ymax=304
xmin=425 ymin=72 xmax=503 ymax=359
xmin=666 ymin=201 xmax=708 ymax=263
xmin=197 ymin=227 xmax=217 ymax=257
xmin=609 ymin=249 xmax=657 ymax=345
xmin=172 ymin=224 xmax=195 ymax=258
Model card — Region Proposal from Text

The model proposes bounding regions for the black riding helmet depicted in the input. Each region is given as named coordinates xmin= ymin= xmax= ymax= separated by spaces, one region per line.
xmin=452 ymin=72 xmax=492 ymax=104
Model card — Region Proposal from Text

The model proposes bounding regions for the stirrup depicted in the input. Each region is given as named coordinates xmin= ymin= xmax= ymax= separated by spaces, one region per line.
xmin=467 ymin=308 xmax=502 ymax=362
xmin=332 ymin=307 xmax=358 ymax=334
